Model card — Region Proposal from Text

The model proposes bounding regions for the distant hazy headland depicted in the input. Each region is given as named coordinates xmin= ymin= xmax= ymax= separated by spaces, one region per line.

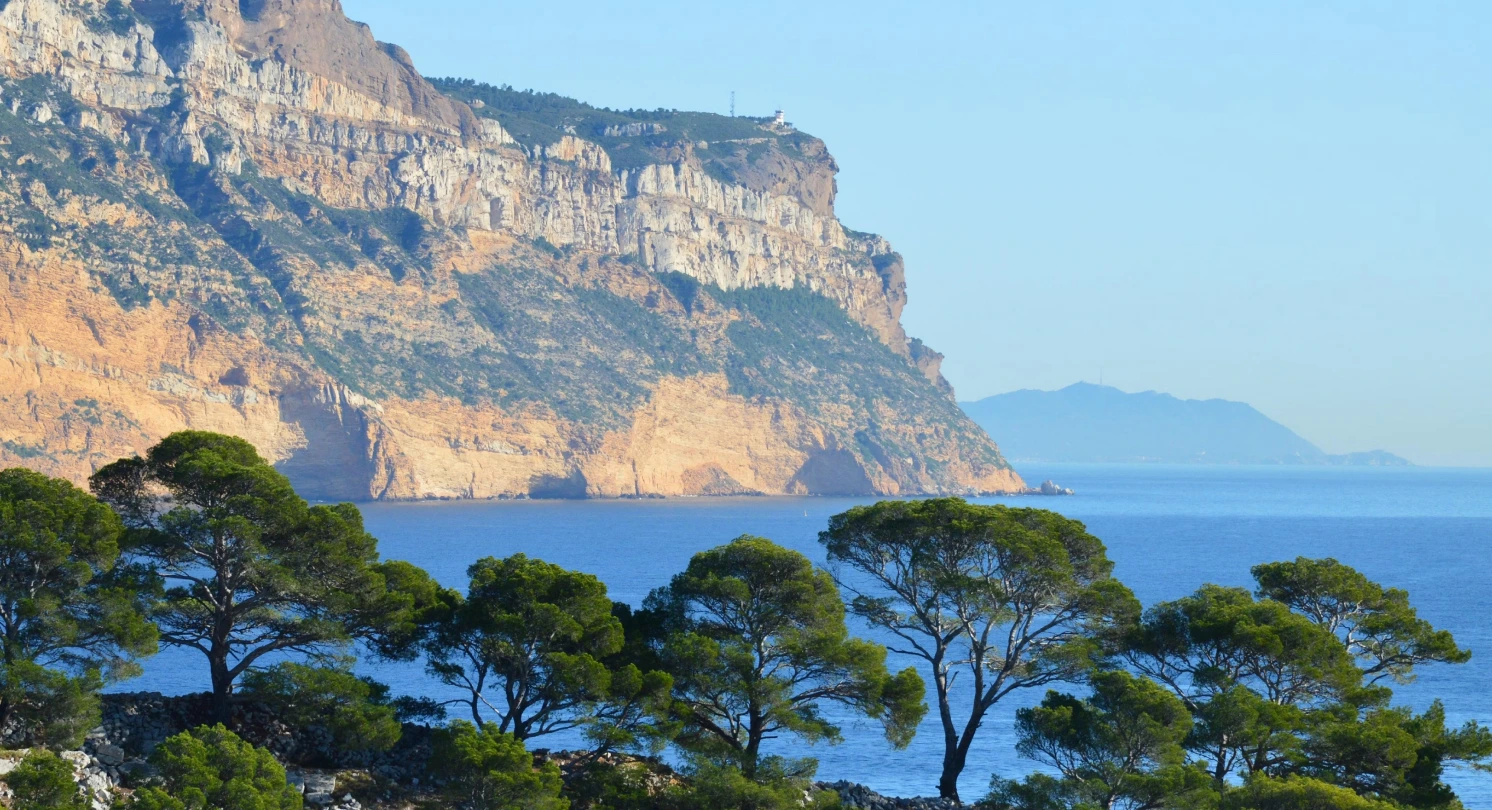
xmin=962 ymin=383 xmax=1410 ymax=465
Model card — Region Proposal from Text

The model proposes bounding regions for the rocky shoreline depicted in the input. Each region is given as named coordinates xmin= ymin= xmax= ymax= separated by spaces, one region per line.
xmin=815 ymin=781 xmax=961 ymax=810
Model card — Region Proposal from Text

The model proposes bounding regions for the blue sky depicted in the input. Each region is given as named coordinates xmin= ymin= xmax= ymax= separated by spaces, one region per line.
xmin=341 ymin=1 xmax=1491 ymax=466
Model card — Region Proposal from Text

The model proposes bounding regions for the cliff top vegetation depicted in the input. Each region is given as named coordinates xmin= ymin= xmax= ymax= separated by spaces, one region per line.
xmin=431 ymin=77 xmax=829 ymax=176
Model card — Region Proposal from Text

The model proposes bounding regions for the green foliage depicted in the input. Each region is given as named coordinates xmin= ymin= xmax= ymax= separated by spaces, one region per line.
xmin=1115 ymin=558 xmax=1483 ymax=808
xmin=667 ymin=759 xmax=840 ymax=810
xmin=419 ymin=556 xmax=674 ymax=754
xmin=240 ymin=662 xmax=402 ymax=755
xmin=0 ymin=662 xmax=103 ymax=750
xmin=367 ymin=559 xmax=459 ymax=661
xmin=646 ymin=535 xmax=925 ymax=778
xmin=712 ymin=283 xmax=875 ymax=371
xmin=820 ymin=498 xmax=1138 ymax=800
xmin=1300 ymin=700 xmax=1492 ymax=809
xmin=430 ymin=76 xmax=832 ymax=186
xmin=424 ymin=554 xmax=630 ymax=741
xmin=560 ymin=761 xmax=660 ymax=810
xmin=429 ymin=77 xmax=787 ymax=153
xmin=570 ymin=286 xmax=702 ymax=379
xmin=3 ymin=749 xmax=89 ymax=810
xmin=582 ymin=662 xmax=677 ymax=759
xmin=580 ymin=602 xmax=684 ymax=758
xmin=0 ymin=468 xmax=157 ymax=746
xmin=980 ymin=774 xmax=1072 ymax=810
xmin=1220 ymin=775 xmax=1400 ymax=810
xmin=428 ymin=720 xmax=567 ymax=810
xmin=1252 ymin=558 xmax=1470 ymax=683
xmin=655 ymin=272 xmax=702 ymax=314
xmin=1122 ymin=583 xmax=1361 ymax=782
xmin=1394 ymin=702 xmax=1492 ymax=808
xmin=89 ymin=432 xmax=420 ymax=720
xmin=129 ymin=724 xmax=301 ymax=810
xmin=990 ymin=670 xmax=1212 ymax=810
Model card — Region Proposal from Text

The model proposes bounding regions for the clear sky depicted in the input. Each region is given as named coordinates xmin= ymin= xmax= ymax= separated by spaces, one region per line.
xmin=341 ymin=0 xmax=1491 ymax=466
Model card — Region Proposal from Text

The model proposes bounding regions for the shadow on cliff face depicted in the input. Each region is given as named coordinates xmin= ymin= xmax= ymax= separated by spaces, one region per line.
xmin=528 ymin=470 xmax=589 ymax=499
xmin=680 ymin=464 xmax=762 ymax=496
xmin=275 ymin=387 xmax=379 ymax=502
xmin=787 ymin=449 xmax=877 ymax=496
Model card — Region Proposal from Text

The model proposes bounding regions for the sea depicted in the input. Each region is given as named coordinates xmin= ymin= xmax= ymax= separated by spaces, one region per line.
xmin=116 ymin=464 xmax=1492 ymax=803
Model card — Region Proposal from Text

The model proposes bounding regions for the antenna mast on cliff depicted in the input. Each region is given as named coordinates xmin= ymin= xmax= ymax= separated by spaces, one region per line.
xmin=730 ymin=90 xmax=735 ymax=117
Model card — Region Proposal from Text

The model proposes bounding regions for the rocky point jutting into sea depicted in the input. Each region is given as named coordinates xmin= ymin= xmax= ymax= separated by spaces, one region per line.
xmin=0 ymin=0 xmax=1022 ymax=499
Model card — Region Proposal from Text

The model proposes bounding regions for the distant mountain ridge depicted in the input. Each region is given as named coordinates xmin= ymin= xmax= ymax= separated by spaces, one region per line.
xmin=960 ymin=383 xmax=1410 ymax=466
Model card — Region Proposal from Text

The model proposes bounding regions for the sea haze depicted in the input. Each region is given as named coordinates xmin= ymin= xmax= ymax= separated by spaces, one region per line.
xmin=117 ymin=465 xmax=1492 ymax=802
xmin=961 ymin=383 xmax=1410 ymax=465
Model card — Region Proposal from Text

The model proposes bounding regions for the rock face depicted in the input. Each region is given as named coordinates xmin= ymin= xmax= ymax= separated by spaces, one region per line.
xmin=1037 ymin=479 xmax=1074 ymax=496
xmin=0 ymin=0 xmax=1023 ymax=498
xmin=816 ymin=781 xmax=959 ymax=810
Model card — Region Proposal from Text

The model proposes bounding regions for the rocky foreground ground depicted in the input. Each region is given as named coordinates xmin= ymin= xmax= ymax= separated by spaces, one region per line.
xmin=0 ymin=692 xmax=958 ymax=810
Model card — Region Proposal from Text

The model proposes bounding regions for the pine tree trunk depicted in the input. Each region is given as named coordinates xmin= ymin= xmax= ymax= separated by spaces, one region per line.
xmin=938 ymin=747 xmax=966 ymax=803
xmin=209 ymin=643 xmax=233 ymax=725
xmin=934 ymin=660 xmax=963 ymax=801
xmin=744 ymin=709 xmax=765 ymax=780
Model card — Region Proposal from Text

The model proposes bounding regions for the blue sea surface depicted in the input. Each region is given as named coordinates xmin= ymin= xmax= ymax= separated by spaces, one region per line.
xmin=120 ymin=464 xmax=1492 ymax=802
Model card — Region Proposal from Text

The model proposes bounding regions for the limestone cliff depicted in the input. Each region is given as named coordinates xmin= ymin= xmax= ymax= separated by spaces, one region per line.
xmin=0 ymin=0 xmax=1023 ymax=498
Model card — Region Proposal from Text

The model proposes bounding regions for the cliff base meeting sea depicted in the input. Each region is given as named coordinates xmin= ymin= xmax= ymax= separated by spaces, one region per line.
xmin=115 ymin=464 xmax=1492 ymax=803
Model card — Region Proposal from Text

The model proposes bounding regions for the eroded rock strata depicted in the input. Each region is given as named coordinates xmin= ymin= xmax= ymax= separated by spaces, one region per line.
xmin=0 ymin=0 xmax=1022 ymax=497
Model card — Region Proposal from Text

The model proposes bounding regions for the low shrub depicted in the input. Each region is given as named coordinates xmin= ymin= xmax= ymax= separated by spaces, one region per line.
xmin=3 ymin=750 xmax=89 ymax=810
xmin=428 ymin=720 xmax=566 ymax=810
xmin=128 ymin=724 xmax=301 ymax=810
